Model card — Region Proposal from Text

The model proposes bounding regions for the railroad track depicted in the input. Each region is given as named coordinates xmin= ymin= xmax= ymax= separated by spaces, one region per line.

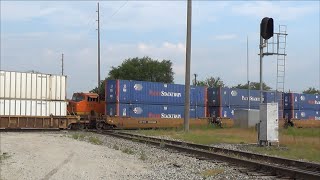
xmin=97 ymin=130 xmax=320 ymax=180
xmin=0 ymin=128 xmax=62 ymax=132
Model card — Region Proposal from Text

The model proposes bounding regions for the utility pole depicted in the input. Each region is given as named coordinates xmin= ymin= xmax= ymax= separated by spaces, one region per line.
xmin=61 ymin=53 xmax=64 ymax=75
xmin=184 ymin=0 xmax=192 ymax=132
xmin=247 ymin=36 xmax=250 ymax=109
xmin=194 ymin=74 xmax=197 ymax=86
xmin=97 ymin=2 xmax=101 ymax=96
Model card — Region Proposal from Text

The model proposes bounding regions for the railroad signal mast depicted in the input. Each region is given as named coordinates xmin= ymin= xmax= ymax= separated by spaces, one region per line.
xmin=259 ymin=17 xmax=288 ymax=118
xmin=96 ymin=2 xmax=101 ymax=98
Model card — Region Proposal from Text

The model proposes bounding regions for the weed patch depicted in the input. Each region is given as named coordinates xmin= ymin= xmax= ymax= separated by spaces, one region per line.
xmin=71 ymin=133 xmax=85 ymax=140
xmin=88 ymin=136 xmax=102 ymax=145
xmin=0 ymin=152 xmax=11 ymax=162
xmin=159 ymin=140 xmax=166 ymax=148
xmin=113 ymin=144 xmax=120 ymax=150
xmin=201 ymin=168 xmax=224 ymax=177
xmin=139 ymin=151 xmax=147 ymax=161
xmin=122 ymin=148 xmax=135 ymax=155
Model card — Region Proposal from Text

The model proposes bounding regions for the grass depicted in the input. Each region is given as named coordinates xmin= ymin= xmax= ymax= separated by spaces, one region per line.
xmin=201 ymin=168 xmax=224 ymax=178
xmin=139 ymin=151 xmax=147 ymax=161
xmin=122 ymin=148 xmax=135 ymax=155
xmin=69 ymin=133 xmax=102 ymax=145
xmin=0 ymin=152 xmax=11 ymax=162
xmin=71 ymin=133 xmax=85 ymax=140
xmin=136 ymin=126 xmax=320 ymax=162
xmin=88 ymin=136 xmax=102 ymax=145
xmin=113 ymin=144 xmax=120 ymax=150
xmin=139 ymin=126 xmax=257 ymax=145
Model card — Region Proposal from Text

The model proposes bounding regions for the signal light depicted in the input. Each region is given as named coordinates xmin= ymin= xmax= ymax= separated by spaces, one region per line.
xmin=260 ymin=17 xmax=274 ymax=40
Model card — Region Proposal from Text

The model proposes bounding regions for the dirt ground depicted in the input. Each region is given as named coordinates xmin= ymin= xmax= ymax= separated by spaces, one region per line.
xmin=0 ymin=132 xmax=150 ymax=180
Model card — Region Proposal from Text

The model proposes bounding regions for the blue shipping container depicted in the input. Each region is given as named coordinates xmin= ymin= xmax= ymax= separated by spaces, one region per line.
xmin=207 ymin=87 xmax=229 ymax=107
xmin=263 ymin=91 xmax=283 ymax=104
xmin=208 ymin=106 xmax=236 ymax=119
xmin=106 ymin=103 xmax=206 ymax=118
xmin=207 ymin=87 xmax=278 ymax=108
xmin=106 ymin=80 xmax=206 ymax=106
xmin=284 ymin=93 xmax=320 ymax=110
xmin=284 ymin=109 xmax=320 ymax=120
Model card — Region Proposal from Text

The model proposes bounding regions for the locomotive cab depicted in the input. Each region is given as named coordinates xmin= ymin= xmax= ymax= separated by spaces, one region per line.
xmin=67 ymin=92 xmax=105 ymax=116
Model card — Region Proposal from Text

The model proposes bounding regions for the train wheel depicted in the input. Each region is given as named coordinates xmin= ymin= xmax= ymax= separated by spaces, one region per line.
xmin=70 ymin=123 xmax=78 ymax=130
xmin=78 ymin=123 xmax=85 ymax=130
xmin=96 ymin=122 xmax=104 ymax=130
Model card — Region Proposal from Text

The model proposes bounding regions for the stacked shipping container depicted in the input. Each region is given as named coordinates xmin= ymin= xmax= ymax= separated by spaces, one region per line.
xmin=0 ymin=71 xmax=67 ymax=116
xmin=284 ymin=93 xmax=320 ymax=120
xmin=207 ymin=87 xmax=282 ymax=119
xmin=105 ymin=80 xmax=207 ymax=118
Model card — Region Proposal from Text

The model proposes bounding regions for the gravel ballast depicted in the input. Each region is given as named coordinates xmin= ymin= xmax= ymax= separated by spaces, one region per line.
xmin=0 ymin=131 xmax=276 ymax=180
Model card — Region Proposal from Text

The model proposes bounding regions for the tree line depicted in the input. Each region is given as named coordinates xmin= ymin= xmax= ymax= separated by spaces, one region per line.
xmin=91 ymin=57 xmax=319 ymax=98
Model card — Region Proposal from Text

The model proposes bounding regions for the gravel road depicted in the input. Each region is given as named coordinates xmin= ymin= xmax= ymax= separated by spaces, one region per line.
xmin=0 ymin=131 xmax=276 ymax=180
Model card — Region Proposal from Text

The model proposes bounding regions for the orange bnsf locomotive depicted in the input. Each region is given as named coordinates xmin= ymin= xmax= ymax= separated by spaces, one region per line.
xmin=67 ymin=92 xmax=105 ymax=117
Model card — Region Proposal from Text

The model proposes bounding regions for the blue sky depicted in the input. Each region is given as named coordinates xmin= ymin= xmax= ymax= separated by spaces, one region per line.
xmin=1 ymin=1 xmax=319 ymax=98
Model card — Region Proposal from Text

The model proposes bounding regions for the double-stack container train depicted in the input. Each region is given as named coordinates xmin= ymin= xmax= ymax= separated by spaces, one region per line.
xmin=2 ymin=70 xmax=318 ymax=130
xmin=96 ymin=80 xmax=208 ymax=129
xmin=67 ymin=79 xmax=320 ymax=129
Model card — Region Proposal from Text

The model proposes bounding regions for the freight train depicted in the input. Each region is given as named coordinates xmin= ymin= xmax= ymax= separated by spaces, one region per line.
xmin=1 ymin=70 xmax=319 ymax=130
xmin=66 ymin=79 xmax=319 ymax=129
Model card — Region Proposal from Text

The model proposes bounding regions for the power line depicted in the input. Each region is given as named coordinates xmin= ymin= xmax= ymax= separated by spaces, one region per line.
xmin=109 ymin=0 xmax=128 ymax=19
xmin=99 ymin=0 xmax=129 ymax=31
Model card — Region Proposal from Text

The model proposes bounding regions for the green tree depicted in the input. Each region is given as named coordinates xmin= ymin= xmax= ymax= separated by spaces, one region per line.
xmin=193 ymin=76 xmax=225 ymax=88
xmin=303 ymin=87 xmax=320 ymax=94
xmin=90 ymin=57 xmax=174 ymax=98
xmin=90 ymin=79 xmax=107 ymax=100
xmin=232 ymin=82 xmax=272 ymax=90
xmin=108 ymin=56 xmax=174 ymax=83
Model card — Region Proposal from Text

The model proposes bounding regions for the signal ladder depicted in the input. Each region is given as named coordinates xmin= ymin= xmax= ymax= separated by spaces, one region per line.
xmin=265 ymin=25 xmax=288 ymax=118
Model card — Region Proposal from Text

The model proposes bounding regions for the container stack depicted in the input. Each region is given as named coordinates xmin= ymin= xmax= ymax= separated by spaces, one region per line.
xmin=207 ymin=87 xmax=281 ymax=119
xmin=105 ymin=80 xmax=207 ymax=118
xmin=0 ymin=70 xmax=67 ymax=116
xmin=284 ymin=93 xmax=320 ymax=120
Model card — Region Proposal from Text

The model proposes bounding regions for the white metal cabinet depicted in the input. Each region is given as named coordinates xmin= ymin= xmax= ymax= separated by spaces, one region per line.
xmin=259 ymin=103 xmax=279 ymax=145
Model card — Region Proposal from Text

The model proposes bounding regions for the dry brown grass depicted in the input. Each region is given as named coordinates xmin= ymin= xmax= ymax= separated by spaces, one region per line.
xmin=201 ymin=168 xmax=224 ymax=177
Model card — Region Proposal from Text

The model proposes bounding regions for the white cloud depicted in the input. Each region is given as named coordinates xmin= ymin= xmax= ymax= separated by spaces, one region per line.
xmin=231 ymin=2 xmax=317 ymax=21
xmin=213 ymin=34 xmax=237 ymax=40
xmin=1 ymin=1 xmax=319 ymax=94
xmin=137 ymin=43 xmax=150 ymax=53
xmin=1 ymin=2 xmax=59 ymax=21
xmin=163 ymin=42 xmax=185 ymax=53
